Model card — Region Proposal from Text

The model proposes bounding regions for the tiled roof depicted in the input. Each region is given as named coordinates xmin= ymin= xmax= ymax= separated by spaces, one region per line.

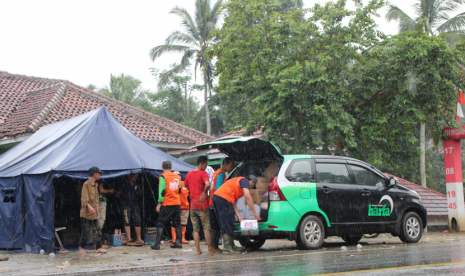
xmin=218 ymin=128 xmax=264 ymax=139
xmin=384 ymin=173 xmax=447 ymax=216
xmin=0 ymin=72 xmax=214 ymax=146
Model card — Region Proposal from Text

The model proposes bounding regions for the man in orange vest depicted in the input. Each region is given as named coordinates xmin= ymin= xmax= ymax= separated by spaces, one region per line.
xmin=213 ymin=175 xmax=260 ymax=254
xmin=172 ymin=171 xmax=189 ymax=244
xmin=151 ymin=160 xmax=183 ymax=250
xmin=209 ymin=157 xmax=234 ymax=251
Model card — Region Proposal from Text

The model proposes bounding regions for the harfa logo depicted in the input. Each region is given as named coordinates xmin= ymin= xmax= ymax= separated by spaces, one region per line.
xmin=368 ymin=195 xmax=394 ymax=217
xmin=169 ymin=178 xmax=180 ymax=190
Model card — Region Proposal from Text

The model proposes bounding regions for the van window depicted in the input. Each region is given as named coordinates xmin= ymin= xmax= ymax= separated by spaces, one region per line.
xmin=349 ymin=165 xmax=385 ymax=188
xmin=285 ymin=159 xmax=314 ymax=182
xmin=316 ymin=163 xmax=351 ymax=184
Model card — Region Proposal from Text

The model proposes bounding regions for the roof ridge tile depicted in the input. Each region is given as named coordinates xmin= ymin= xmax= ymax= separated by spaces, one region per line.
xmin=0 ymin=71 xmax=67 ymax=84
xmin=26 ymin=83 xmax=68 ymax=132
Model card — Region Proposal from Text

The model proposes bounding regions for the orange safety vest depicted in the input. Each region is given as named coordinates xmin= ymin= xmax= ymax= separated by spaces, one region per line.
xmin=214 ymin=177 xmax=246 ymax=204
xmin=160 ymin=172 xmax=181 ymax=206
xmin=180 ymin=181 xmax=190 ymax=210
xmin=210 ymin=168 xmax=226 ymax=207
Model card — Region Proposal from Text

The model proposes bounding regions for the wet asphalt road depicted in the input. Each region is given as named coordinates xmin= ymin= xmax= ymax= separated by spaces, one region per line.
xmin=41 ymin=235 xmax=465 ymax=276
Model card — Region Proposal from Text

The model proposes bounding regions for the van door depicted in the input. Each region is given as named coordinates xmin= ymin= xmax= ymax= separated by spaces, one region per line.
xmin=315 ymin=161 xmax=362 ymax=225
xmin=348 ymin=164 xmax=397 ymax=225
xmin=282 ymin=158 xmax=320 ymax=216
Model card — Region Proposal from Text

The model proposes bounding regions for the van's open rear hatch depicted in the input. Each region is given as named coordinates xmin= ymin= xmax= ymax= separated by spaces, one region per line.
xmin=196 ymin=137 xmax=283 ymax=163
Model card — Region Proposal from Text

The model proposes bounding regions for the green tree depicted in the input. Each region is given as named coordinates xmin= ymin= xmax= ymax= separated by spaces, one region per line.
xmin=86 ymin=84 xmax=97 ymax=91
xmin=210 ymin=0 xmax=385 ymax=153
xmin=149 ymin=68 xmax=201 ymax=125
xmin=277 ymin=0 xmax=303 ymax=13
xmin=98 ymin=74 xmax=146 ymax=105
xmin=351 ymin=32 xmax=464 ymax=181
xmin=131 ymin=92 xmax=157 ymax=114
xmin=149 ymin=0 xmax=223 ymax=135
xmin=386 ymin=0 xmax=465 ymax=187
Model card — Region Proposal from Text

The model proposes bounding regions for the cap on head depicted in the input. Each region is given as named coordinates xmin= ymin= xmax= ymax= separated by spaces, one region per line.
xmin=89 ymin=166 xmax=102 ymax=176
xmin=246 ymin=174 xmax=258 ymax=186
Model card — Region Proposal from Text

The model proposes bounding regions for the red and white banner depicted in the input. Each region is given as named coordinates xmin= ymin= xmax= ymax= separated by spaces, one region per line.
xmin=456 ymin=89 xmax=465 ymax=123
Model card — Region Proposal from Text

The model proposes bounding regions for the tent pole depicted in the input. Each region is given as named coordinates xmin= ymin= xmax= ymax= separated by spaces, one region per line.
xmin=52 ymin=173 xmax=55 ymax=251
xmin=21 ymin=175 xmax=25 ymax=249
xmin=142 ymin=168 xmax=145 ymax=240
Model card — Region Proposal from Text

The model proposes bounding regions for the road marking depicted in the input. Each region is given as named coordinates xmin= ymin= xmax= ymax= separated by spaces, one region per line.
xmin=313 ymin=261 xmax=465 ymax=275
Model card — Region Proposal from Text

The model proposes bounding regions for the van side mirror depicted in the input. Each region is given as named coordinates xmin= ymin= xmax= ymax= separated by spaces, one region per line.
xmin=389 ymin=177 xmax=398 ymax=186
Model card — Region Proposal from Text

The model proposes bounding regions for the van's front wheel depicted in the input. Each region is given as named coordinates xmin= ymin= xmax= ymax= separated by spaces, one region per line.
xmin=399 ymin=212 xmax=423 ymax=243
xmin=238 ymin=236 xmax=266 ymax=250
xmin=296 ymin=215 xmax=325 ymax=250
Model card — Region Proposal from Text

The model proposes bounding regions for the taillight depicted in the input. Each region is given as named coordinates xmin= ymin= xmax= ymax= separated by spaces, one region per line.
xmin=269 ymin=177 xmax=286 ymax=201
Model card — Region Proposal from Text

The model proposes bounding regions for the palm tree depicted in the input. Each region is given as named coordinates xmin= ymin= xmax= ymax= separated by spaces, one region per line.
xmin=86 ymin=84 xmax=97 ymax=91
xmin=386 ymin=0 xmax=465 ymax=188
xmin=386 ymin=0 xmax=465 ymax=44
xmin=98 ymin=74 xmax=144 ymax=105
xmin=149 ymin=0 xmax=223 ymax=135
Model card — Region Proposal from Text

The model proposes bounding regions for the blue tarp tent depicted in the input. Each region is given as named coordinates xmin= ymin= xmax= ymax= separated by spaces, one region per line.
xmin=0 ymin=107 xmax=194 ymax=253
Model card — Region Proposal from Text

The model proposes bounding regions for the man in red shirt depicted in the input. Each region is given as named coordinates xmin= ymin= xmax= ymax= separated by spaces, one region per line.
xmin=184 ymin=156 xmax=220 ymax=255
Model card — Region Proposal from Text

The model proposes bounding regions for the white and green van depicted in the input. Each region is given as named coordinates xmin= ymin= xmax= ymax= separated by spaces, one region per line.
xmin=197 ymin=137 xmax=427 ymax=250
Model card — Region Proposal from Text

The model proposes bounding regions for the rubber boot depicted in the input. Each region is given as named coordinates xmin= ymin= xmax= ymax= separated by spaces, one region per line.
xmin=222 ymin=233 xmax=240 ymax=254
xmin=211 ymin=229 xmax=223 ymax=252
xmin=150 ymin=227 xmax=164 ymax=250
xmin=233 ymin=242 xmax=244 ymax=252
xmin=181 ymin=226 xmax=188 ymax=244
xmin=171 ymin=227 xmax=176 ymax=243
xmin=170 ymin=225 xmax=182 ymax=248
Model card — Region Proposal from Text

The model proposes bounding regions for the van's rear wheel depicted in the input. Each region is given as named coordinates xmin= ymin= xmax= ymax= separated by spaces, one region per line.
xmin=399 ymin=212 xmax=423 ymax=243
xmin=238 ymin=236 xmax=266 ymax=250
xmin=341 ymin=234 xmax=363 ymax=244
xmin=296 ymin=215 xmax=325 ymax=250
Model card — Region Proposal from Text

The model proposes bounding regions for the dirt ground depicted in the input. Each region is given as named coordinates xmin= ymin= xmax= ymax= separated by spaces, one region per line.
xmin=0 ymin=230 xmax=463 ymax=275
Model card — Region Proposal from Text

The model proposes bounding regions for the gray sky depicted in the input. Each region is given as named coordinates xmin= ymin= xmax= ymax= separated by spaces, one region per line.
xmin=0 ymin=0 xmax=414 ymax=95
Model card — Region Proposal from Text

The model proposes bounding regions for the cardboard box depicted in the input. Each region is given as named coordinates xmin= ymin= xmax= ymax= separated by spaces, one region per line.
xmin=144 ymin=233 xmax=157 ymax=244
xmin=256 ymin=177 xmax=269 ymax=193
xmin=249 ymin=190 xmax=260 ymax=204
xmin=145 ymin=227 xmax=157 ymax=234
xmin=249 ymin=189 xmax=264 ymax=204
xmin=264 ymin=161 xmax=278 ymax=180
xmin=144 ymin=227 xmax=157 ymax=244
xmin=109 ymin=234 xmax=127 ymax=246
xmin=240 ymin=219 xmax=259 ymax=236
